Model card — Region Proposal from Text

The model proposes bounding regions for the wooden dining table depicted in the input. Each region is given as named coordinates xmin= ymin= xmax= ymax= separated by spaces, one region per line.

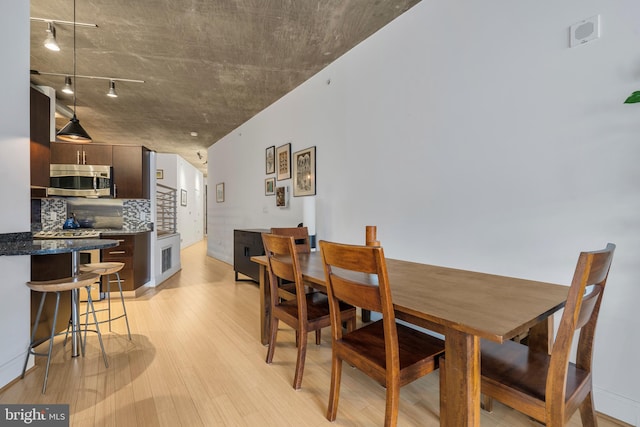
xmin=251 ymin=252 xmax=569 ymax=426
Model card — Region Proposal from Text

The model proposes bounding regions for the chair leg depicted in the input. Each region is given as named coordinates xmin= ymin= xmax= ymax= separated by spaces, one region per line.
xmin=114 ymin=272 xmax=132 ymax=339
xmin=106 ymin=275 xmax=112 ymax=332
xmin=86 ymin=288 xmax=109 ymax=368
xmin=327 ymin=356 xmax=343 ymax=421
xmin=265 ymin=317 xmax=279 ymax=364
xmin=578 ymin=390 xmax=597 ymax=427
xmin=292 ymin=329 xmax=308 ymax=390
xmin=41 ymin=292 xmax=61 ymax=394
xmin=384 ymin=376 xmax=401 ymax=427
xmin=315 ymin=329 xmax=321 ymax=345
xmin=22 ymin=292 xmax=47 ymax=379
xmin=481 ymin=394 xmax=493 ymax=413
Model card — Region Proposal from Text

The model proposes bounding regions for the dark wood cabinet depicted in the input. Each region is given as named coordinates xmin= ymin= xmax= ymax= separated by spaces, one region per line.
xmin=112 ymin=145 xmax=150 ymax=199
xmin=50 ymin=142 xmax=112 ymax=165
xmin=30 ymin=253 xmax=72 ymax=343
xmin=234 ymin=229 xmax=269 ymax=282
xmin=101 ymin=233 xmax=150 ymax=292
xmin=30 ymin=87 xmax=51 ymax=188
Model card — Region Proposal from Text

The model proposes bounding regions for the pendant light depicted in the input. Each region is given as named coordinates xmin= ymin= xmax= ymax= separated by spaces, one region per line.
xmin=57 ymin=0 xmax=92 ymax=143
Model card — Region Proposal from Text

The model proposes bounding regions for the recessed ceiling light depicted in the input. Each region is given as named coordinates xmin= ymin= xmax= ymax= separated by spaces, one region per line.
xmin=190 ymin=131 xmax=198 ymax=137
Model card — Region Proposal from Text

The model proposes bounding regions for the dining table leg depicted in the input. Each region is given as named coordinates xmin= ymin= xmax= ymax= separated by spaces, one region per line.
xmin=443 ymin=329 xmax=480 ymax=427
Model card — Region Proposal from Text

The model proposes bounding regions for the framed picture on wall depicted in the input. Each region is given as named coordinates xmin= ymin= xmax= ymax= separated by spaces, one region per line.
xmin=292 ymin=146 xmax=316 ymax=196
xmin=265 ymin=145 xmax=275 ymax=174
xmin=181 ymin=189 xmax=187 ymax=206
xmin=265 ymin=177 xmax=275 ymax=195
xmin=216 ymin=182 xmax=225 ymax=203
xmin=276 ymin=143 xmax=291 ymax=181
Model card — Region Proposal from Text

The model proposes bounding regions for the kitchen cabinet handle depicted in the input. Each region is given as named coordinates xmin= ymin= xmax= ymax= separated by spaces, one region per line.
xmin=109 ymin=250 xmax=126 ymax=254
xmin=82 ymin=151 xmax=86 ymax=165
xmin=76 ymin=150 xmax=80 ymax=164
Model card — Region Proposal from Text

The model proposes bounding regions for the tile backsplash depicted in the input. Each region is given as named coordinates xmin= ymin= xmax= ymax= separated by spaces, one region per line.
xmin=36 ymin=197 xmax=153 ymax=231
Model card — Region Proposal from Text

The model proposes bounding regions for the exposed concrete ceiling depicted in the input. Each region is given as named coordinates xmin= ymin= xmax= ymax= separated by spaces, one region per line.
xmin=30 ymin=0 xmax=420 ymax=176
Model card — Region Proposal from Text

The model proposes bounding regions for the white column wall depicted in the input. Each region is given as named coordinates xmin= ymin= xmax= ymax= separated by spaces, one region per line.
xmin=0 ymin=2 xmax=32 ymax=388
xmin=208 ymin=1 xmax=640 ymax=424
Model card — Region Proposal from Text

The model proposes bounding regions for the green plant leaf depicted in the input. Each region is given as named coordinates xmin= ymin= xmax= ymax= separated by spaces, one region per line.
xmin=624 ymin=91 xmax=640 ymax=104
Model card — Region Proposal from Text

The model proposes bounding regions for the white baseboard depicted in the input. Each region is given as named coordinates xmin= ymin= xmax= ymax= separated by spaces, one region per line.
xmin=595 ymin=386 xmax=639 ymax=426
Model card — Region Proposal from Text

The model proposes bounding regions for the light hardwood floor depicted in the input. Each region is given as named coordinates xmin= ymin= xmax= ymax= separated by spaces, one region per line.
xmin=0 ymin=240 xmax=627 ymax=427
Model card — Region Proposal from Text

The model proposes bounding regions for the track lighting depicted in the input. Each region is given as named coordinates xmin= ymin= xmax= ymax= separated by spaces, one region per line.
xmin=107 ymin=80 xmax=117 ymax=98
xmin=44 ymin=22 xmax=60 ymax=51
xmin=62 ymin=76 xmax=74 ymax=94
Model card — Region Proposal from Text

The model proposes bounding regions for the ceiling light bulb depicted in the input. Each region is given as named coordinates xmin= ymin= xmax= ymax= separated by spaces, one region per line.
xmin=107 ymin=80 xmax=118 ymax=98
xmin=62 ymin=76 xmax=74 ymax=94
xmin=44 ymin=23 xmax=60 ymax=51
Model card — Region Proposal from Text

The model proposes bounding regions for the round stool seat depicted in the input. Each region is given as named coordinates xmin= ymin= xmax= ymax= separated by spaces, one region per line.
xmin=27 ymin=272 xmax=100 ymax=293
xmin=79 ymin=262 xmax=125 ymax=276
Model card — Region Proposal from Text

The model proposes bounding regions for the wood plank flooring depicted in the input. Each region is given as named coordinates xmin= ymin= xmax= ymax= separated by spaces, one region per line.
xmin=0 ymin=240 xmax=627 ymax=426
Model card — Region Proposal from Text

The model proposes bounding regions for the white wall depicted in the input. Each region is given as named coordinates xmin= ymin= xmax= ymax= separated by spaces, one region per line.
xmin=0 ymin=2 xmax=32 ymax=388
xmin=156 ymin=153 xmax=205 ymax=249
xmin=208 ymin=1 xmax=640 ymax=424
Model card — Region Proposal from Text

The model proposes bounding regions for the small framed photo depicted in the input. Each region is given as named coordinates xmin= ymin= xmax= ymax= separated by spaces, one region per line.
xmin=265 ymin=145 xmax=275 ymax=174
xmin=265 ymin=177 xmax=275 ymax=195
xmin=180 ymin=189 xmax=187 ymax=206
xmin=216 ymin=182 xmax=225 ymax=203
xmin=276 ymin=186 xmax=288 ymax=207
xmin=293 ymin=146 xmax=316 ymax=196
xmin=156 ymin=169 xmax=164 ymax=179
xmin=276 ymin=143 xmax=291 ymax=181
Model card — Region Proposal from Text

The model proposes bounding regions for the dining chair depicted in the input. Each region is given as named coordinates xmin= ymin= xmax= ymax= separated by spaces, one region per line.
xmin=447 ymin=243 xmax=615 ymax=427
xmin=262 ymin=233 xmax=356 ymax=390
xmin=319 ymin=240 xmax=445 ymax=426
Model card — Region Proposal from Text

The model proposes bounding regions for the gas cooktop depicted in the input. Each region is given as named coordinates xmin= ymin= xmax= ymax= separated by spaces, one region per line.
xmin=33 ymin=230 xmax=102 ymax=239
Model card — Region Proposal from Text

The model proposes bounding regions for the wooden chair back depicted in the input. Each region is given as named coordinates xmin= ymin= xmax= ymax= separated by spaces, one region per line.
xmin=270 ymin=227 xmax=311 ymax=253
xmin=261 ymin=233 xmax=306 ymax=310
xmin=546 ymin=243 xmax=615 ymax=419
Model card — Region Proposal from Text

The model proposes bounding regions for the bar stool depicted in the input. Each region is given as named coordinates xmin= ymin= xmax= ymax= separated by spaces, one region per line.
xmin=22 ymin=272 xmax=107 ymax=394
xmin=79 ymin=262 xmax=131 ymax=339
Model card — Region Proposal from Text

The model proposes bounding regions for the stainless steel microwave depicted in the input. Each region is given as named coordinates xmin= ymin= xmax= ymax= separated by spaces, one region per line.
xmin=49 ymin=164 xmax=112 ymax=197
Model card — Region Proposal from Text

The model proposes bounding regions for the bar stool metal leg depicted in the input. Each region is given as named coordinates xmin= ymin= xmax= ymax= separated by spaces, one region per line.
xmin=85 ymin=286 xmax=108 ymax=368
xmin=113 ymin=272 xmax=132 ymax=339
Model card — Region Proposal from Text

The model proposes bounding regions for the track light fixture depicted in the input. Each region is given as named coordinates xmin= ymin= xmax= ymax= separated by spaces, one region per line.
xmin=44 ymin=22 xmax=60 ymax=51
xmin=31 ymin=70 xmax=145 ymax=98
xmin=62 ymin=76 xmax=74 ymax=94
xmin=107 ymin=80 xmax=118 ymax=98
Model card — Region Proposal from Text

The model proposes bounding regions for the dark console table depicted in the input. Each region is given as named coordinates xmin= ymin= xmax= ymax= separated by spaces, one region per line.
xmin=233 ymin=229 xmax=269 ymax=282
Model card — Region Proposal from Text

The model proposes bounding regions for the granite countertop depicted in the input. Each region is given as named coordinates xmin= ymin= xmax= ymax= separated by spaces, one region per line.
xmin=99 ymin=229 xmax=151 ymax=236
xmin=0 ymin=232 xmax=119 ymax=256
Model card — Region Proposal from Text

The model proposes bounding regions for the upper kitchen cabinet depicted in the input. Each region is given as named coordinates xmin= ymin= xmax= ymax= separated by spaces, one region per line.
xmin=50 ymin=142 xmax=113 ymax=166
xmin=112 ymin=145 xmax=151 ymax=199
xmin=30 ymin=87 xmax=51 ymax=188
